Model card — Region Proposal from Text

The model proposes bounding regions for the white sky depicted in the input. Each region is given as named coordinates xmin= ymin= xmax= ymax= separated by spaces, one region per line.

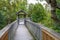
xmin=27 ymin=0 xmax=48 ymax=8
xmin=27 ymin=0 xmax=47 ymax=5
xmin=27 ymin=0 xmax=38 ymax=4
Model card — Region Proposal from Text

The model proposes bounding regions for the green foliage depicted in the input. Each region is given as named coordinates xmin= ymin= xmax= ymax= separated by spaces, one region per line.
xmin=56 ymin=0 xmax=60 ymax=3
xmin=0 ymin=0 xmax=60 ymax=33
xmin=0 ymin=0 xmax=27 ymax=29
xmin=0 ymin=13 xmax=7 ymax=29
xmin=28 ymin=4 xmax=34 ymax=17
xmin=29 ymin=3 xmax=46 ymax=22
xmin=40 ymin=8 xmax=60 ymax=33
xmin=28 ymin=3 xmax=60 ymax=33
xmin=56 ymin=8 xmax=60 ymax=20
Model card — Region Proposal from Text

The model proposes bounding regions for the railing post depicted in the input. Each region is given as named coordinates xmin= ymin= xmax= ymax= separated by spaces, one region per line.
xmin=39 ymin=27 xmax=42 ymax=40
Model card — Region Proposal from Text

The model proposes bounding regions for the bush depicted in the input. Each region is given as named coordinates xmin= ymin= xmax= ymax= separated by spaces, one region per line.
xmin=31 ymin=4 xmax=46 ymax=23
xmin=0 ymin=13 xmax=7 ymax=29
xmin=56 ymin=8 xmax=60 ymax=20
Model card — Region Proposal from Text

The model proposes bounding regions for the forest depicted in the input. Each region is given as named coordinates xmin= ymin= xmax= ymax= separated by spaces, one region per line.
xmin=0 ymin=0 xmax=60 ymax=33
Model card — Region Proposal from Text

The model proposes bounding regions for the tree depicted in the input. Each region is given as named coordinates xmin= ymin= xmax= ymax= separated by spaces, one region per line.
xmin=46 ymin=0 xmax=60 ymax=23
xmin=56 ymin=8 xmax=60 ymax=20
xmin=0 ymin=13 xmax=7 ymax=29
xmin=30 ymin=3 xmax=46 ymax=22
xmin=0 ymin=0 xmax=27 ymax=29
xmin=0 ymin=0 xmax=27 ymax=23
xmin=28 ymin=4 xmax=34 ymax=17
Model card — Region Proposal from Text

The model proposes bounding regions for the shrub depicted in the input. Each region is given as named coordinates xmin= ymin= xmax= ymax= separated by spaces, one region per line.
xmin=0 ymin=12 xmax=7 ymax=29
xmin=31 ymin=4 xmax=46 ymax=23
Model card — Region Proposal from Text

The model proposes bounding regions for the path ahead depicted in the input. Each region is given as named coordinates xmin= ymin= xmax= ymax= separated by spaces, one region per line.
xmin=14 ymin=21 xmax=34 ymax=40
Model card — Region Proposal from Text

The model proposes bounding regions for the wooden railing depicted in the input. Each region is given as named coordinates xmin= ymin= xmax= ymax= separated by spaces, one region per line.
xmin=0 ymin=20 xmax=18 ymax=40
xmin=41 ymin=25 xmax=60 ymax=40
xmin=25 ymin=20 xmax=42 ymax=40
xmin=42 ymin=30 xmax=55 ymax=40
xmin=0 ymin=31 xmax=8 ymax=40
xmin=0 ymin=19 xmax=60 ymax=40
xmin=25 ymin=20 xmax=60 ymax=40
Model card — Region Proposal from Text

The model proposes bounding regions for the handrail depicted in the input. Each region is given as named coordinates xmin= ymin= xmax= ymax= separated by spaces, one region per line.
xmin=0 ymin=19 xmax=60 ymax=40
xmin=25 ymin=20 xmax=60 ymax=40
xmin=25 ymin=20 xmax=42 ymax=40
xmin=0 ymin=20 xmax=18 ymax=40
xmin=0 ymin=21 xmax=16 ymax=38
xmin=40 ymin=25 xmax=60 ymax=40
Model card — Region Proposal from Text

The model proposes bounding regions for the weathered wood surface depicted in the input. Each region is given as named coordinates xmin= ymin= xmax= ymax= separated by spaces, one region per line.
xmin=0 ymin=19 xmax=60 ymax=40
xmin=0 ymin=20 xmax=18 ymax=40
xmin=14 ymin=24 xmax=34 ymax=40
xmin=41 ymin=26 xmax=60 ymax=40
xmin=25 ymin=20 xmax=60 ymax=40
xmin=0 ymin=24 xmax=10 ymax=40
xmin=0 ymin=31 xmax=8 ymax=40
xmin=25 ymin=20 xmax=42 ymax=40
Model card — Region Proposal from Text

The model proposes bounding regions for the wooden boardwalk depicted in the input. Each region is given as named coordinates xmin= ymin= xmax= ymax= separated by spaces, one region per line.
xmin=14 ymin=21 xmax=34 ymax=40
xmin=1 ymin=19 xmax=60 ymax=40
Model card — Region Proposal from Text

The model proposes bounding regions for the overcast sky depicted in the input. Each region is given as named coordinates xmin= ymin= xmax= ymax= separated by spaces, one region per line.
xmin=27 ymin=0 xmax=47 ymax=7
xmin=27 ymin=0 xmax=47 ymax=4
xmin=27 ymin=0 xmax=38 ymax=4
